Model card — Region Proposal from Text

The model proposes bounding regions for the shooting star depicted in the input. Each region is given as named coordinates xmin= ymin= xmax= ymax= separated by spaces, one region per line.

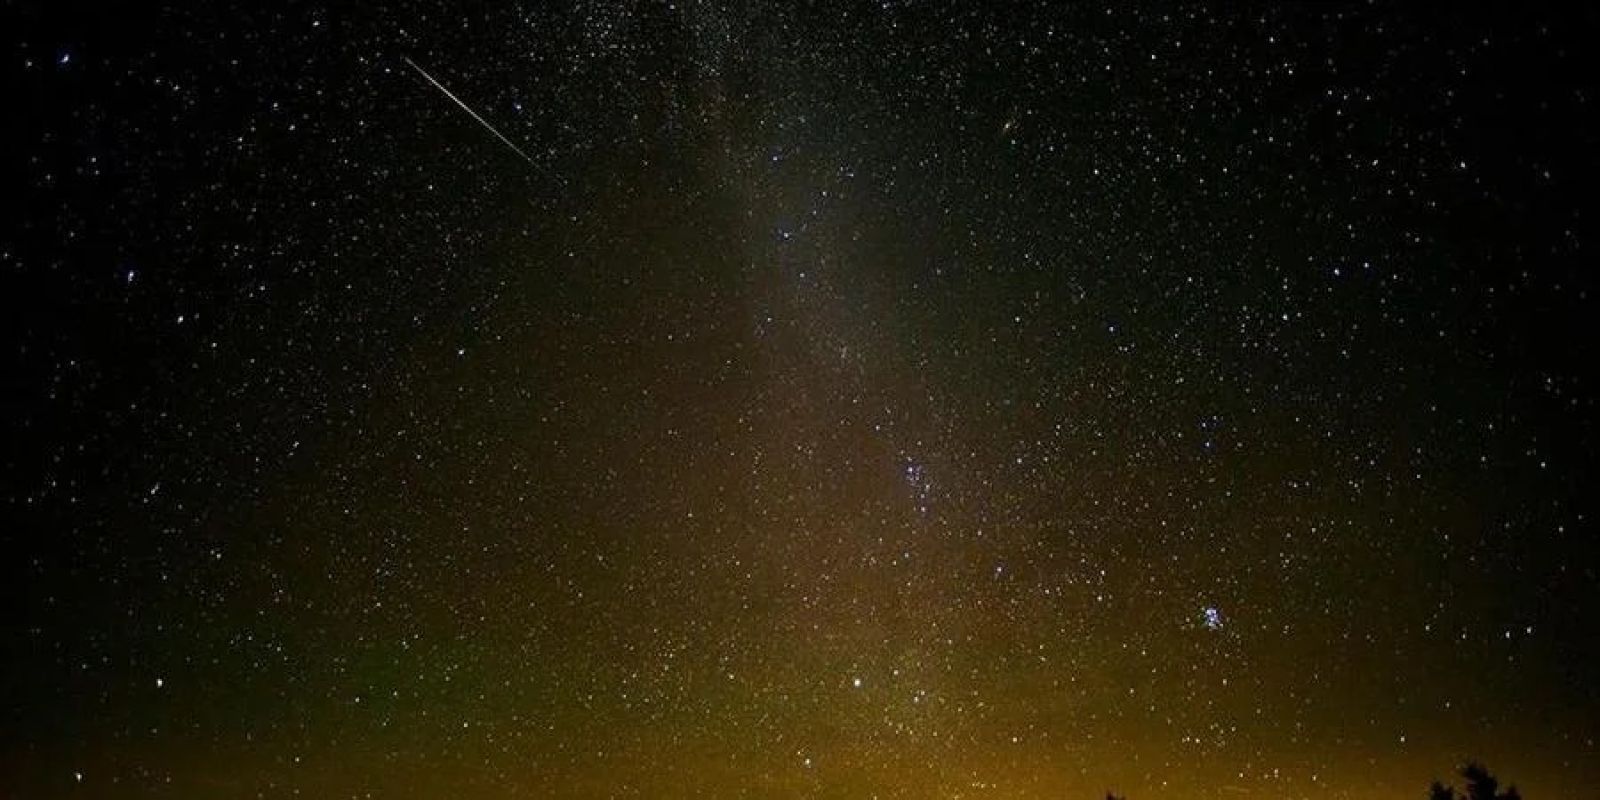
xmin=402 ymin=56 xmax=537 ymax=167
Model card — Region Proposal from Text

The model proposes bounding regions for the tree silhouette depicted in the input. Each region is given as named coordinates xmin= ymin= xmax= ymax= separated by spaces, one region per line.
xmin=1430 ymin=763 xmax=1522 ymax=800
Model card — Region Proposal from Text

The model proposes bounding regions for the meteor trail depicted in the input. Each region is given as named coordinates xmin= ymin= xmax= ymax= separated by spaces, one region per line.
xmin=402 ymin=56 xmax=536 ymax=166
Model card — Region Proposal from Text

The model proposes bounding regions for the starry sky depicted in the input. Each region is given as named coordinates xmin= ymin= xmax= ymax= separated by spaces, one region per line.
xmin=5 ymin=3 xmax=1599 ymax=798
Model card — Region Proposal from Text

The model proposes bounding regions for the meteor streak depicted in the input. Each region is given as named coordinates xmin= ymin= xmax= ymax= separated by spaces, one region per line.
xmin=402 ymin=56 xmax=536 ymax=166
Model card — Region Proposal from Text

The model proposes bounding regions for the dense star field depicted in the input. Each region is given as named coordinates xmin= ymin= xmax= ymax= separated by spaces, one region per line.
xmin=5 ymin=4 xmax=1598 ymax=798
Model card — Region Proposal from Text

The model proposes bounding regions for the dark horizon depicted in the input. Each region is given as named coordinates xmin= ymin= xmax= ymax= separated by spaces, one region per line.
xmin=5 ymin=3 xmax=1598 ymax=798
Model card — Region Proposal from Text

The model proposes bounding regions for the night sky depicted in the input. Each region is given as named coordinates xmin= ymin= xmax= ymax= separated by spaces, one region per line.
xmin=6 ymin=4 xmax=1599 ymax=798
